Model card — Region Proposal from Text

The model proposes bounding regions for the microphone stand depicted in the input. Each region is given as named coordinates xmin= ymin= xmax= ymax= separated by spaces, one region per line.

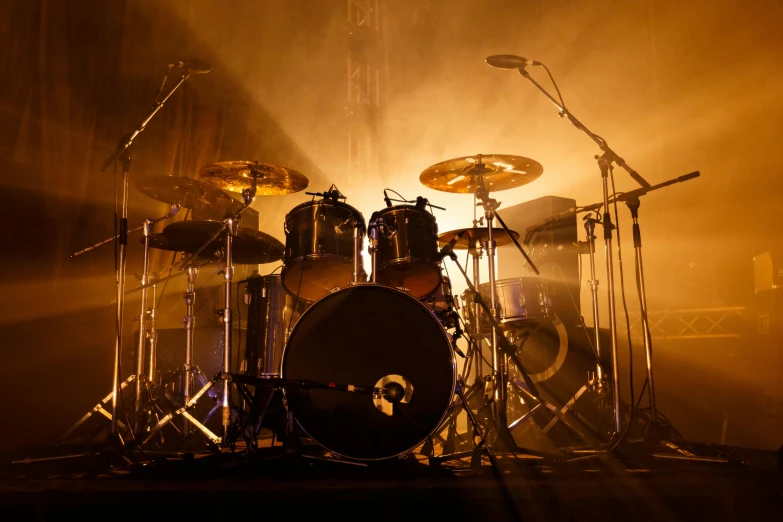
xmin=99 ymin=68 xmax=192 ymax=440
xmin=514 ymin=64 xmax=651 ymax=436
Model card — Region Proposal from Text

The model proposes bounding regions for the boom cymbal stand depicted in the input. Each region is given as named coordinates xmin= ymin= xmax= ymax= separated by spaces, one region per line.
xmin=139 ymin=173 xmax=260 ymax=449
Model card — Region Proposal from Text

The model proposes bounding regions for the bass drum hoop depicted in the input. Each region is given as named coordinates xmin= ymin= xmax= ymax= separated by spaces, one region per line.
xmin=280 ymin=284 xmax=457 ymax=461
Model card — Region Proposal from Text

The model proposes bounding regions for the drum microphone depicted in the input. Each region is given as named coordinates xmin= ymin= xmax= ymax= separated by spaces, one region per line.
xmin=449 ymin=315 xmax=466 ymax=358
xmin=383 ymin=190 xmax=393 ymax=208
xmin=485 ymin=55 xmax=541 ymax=70
xmin=437 ymin=230 xmax=466 ymax=261
xmin=171 ymin=59 xmax=214 ymax=74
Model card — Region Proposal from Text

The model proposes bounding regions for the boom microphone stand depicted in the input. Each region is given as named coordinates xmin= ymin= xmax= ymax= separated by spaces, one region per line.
xmin=486 ymin=55 xmax=651 ymax=436
xmin=97 ymin=61 xmax=210 ymax=439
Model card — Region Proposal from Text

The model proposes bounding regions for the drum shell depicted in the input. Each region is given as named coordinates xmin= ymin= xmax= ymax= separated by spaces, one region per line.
xmin=282 ymin=200 xmax=366 ymax=302
xmin=420 ymin=275 xmax=456 ymax=329
xmin=244 ymin=274 xmax=308 ymax=377
xmin=372 ymin=205 xmax=440 ymax=298
xmin=281 ymin=284 xmax=456 ymax=460
xmin=478 ymin=277 xmax=550 ymax=327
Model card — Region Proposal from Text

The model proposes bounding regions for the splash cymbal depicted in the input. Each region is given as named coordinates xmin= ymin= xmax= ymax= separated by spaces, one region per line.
xmin=438 ymin=227 xmax=520 ymax=249
xmin=198 ymin=160 xmax=309 ymax=196
xmin=162 ymin=220 xmax=284 ymax=264
xmin=136 ymin=175 xmax=236 ymax=210
xmin=420 ymin=154 xmax=543 ymax=193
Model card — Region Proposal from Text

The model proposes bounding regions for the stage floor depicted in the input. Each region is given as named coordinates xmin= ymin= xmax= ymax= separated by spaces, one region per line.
xmin=2 ymin=440 xmax=782 ymax=521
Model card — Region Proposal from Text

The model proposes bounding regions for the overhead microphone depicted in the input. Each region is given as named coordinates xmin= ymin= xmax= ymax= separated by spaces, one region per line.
xmin=485 ymin=55 xmax=541 ymax=70
xmin=171 ymin=59 xmax=214 ymax=74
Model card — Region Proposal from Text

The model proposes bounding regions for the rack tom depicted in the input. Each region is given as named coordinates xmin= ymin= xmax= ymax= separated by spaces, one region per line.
xmin=282 ymin=199 xmax=365 ymax=302
xmin=370 ymin=205 xmax=440 ymax=298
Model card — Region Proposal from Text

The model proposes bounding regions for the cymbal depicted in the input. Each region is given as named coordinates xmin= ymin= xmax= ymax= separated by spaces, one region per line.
xmin=135 ymin=175 xmax=236 ymax=210
xmin=162 ymin=220 xmax=284 ymax=264
xmin=438 ymin=227 xmax=520 ymax=249
xmin=420 ymin=154 xmax=543 ymax=193
xmin=198 ymin=161 xmax=309 ymax=196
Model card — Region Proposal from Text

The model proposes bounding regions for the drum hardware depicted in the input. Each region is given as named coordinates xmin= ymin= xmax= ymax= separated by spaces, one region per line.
xmin=383 ymin=189 xmax=447 ymax=211
xmin=181 ymin=265 xmax=198 ymax=434
xmin=438 ymin=240 xmax=562 ymax=457
xmin=583 ymin=214 xmax=608 ymax=396
xmin=97 ymin=62 xmax=206 ymax=440
xmin=136 ymin=162 xmax=299 ymax=446
xmin=474 ymin=171 xmax=539 ymax=447
xmin=62 ymin=206 xmax=182 ymax=442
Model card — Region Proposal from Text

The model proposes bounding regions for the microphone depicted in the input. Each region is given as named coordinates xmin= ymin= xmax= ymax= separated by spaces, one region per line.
xmin=383 ymin=190 xmax=393 ymax=208
xmin=485 ymin=55 xmax=541 ymax=70
xmin=171 ymin=59 xmax=214 ymax=74
xmin=437 ymin=230 xmax=466 ymax=261
xmin=414 ymin=196 xmax=428 ymax=211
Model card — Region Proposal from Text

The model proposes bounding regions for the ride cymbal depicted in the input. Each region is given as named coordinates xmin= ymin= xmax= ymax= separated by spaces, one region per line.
xmin=162 ymin=220 xmax=284 ymax=265
xmin=420 ymin=154 xmax=543 ymax=193
xmin=136 ymin=175 xmax=236 ymax=210
xmin=198 ymin=160 xmax=309 ymax=196
xmin=438 ymin=227 xmax=520 ymax=249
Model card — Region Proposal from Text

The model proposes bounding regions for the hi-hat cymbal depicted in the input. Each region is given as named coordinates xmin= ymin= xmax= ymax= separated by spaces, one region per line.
xmin=135 ymin=175 xmax=236 ymax=210
xmin=438 ymin=227 xmax=520 ymax=249
xmin=198 ymin=160 xmax=309 ymax=196
xmin=420 ymin=154 xmax=543 ymax=193
xmin=162 ymin=220 xmax=284 ymax=264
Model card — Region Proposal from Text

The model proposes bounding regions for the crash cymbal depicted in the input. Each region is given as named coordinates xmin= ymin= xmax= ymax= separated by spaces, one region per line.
xmin=438 ymin=227 xmax=520 ymax=249
xmin=420 ymin=154 xmax=543 ymax=193
xmin=135 ymin=175 xmax=236 ymax=210
xmin=198 ymin=160 xmax=309 ymax=196
xmin=162 ymin=220 xmax=284 ymax=264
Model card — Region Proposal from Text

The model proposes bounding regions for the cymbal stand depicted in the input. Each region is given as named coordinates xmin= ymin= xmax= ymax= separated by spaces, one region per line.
xmin=182 ymin=265 xmax=199 ymax=435
xmin=582 ymin=214 xmax=607 ymax=394
xmin=139 ymin=173 xmax=260 ymax=448
xmin=468 ymin=239 xmax=484 ymax=382
xmin=472 ymin=170 xmax=541 ymax=446
xmin=440 ymin=247 xmax=561 ymax=460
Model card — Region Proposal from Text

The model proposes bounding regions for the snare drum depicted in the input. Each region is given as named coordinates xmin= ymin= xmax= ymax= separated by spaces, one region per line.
xmin=282 ymin=199 xmax=366 ymax=302
xmin=465 ymin=277 xmax=551 ymax=331
xmin=370 ymin=205 xmax=440 ymax=298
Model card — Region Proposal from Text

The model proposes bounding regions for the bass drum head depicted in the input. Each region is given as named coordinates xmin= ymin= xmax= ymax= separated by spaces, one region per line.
xmin=281 ymin=285 xmax=456 ymax=460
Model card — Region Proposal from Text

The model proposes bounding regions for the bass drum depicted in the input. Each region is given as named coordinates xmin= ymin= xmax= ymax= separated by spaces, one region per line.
xmin=281 ymin=285 xmax=456 ymax=460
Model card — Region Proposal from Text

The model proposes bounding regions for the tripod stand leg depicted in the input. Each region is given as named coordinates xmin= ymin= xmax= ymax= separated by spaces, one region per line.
xmin=141 ymin=375 xmax=220 ymax=446
xmin=60 ymin=375 xmax=135 ymax=442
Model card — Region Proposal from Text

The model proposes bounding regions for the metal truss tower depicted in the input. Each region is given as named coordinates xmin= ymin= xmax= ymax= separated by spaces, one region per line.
xmin=345 ymin=0 xmax=383 ymax=181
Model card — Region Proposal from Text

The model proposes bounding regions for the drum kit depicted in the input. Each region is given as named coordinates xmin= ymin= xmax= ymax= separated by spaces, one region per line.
xmin=65 ymin=143 xmax=591 ymax=462
xmin=61 ymin=56 xmax=709 ymax=466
